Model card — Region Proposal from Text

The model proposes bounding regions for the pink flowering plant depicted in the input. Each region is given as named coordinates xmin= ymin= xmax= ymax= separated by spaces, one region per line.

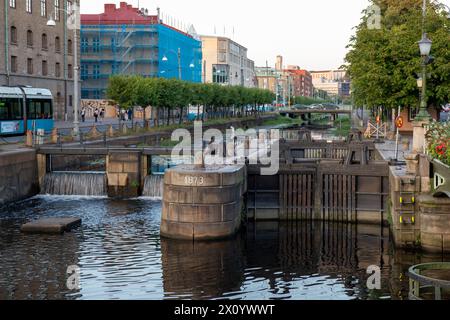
xmin=426 ymin=121 xmax=450 ymax=166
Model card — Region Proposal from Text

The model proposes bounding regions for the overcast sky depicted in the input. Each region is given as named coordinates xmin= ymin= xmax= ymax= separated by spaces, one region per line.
xmin=81 ymin=0 xmax=448 ymax=71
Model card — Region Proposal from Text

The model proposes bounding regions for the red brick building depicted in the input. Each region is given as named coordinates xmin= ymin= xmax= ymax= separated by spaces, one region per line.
xmin=284 ymin=67 xmax=313 ymax=98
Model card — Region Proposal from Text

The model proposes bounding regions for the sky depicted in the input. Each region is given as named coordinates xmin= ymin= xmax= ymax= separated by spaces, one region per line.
xmin=81 ymin=0 xmax=371 ymax=70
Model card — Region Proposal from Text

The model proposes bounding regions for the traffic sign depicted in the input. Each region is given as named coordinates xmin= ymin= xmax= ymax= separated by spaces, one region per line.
xmin=395 ymin=116 xmax=404 ymax=129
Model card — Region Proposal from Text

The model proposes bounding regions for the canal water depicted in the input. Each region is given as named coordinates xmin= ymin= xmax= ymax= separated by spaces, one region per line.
xmin=1 ymin=196 xmax=449 ymax=300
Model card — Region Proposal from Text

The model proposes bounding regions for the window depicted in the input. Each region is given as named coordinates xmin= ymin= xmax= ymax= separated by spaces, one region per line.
xmin=10 ymin=56 xmax=17 ymax=73
xmin=80 ymin=64 xmax=88 ymax=80
xmin=55 ymin=62 xmax=61 ymax=77
xmin=42 ymin=60 xmax=48 ymax=76
xmin=55 ymin=36 xmax=61 ymax=53
xmin=10 ymin=26 xmax=17 ymax=44
xmin=54 ymin=0 xmax=60 ymax=21
xmin=68 ymin=95 xmax=73 ymax=107
xmin=93 ymin=64 xmax=100 ymax=79
xmin=0 ymin=98 xmax=22 ymax=121
xmin=40 ymin=0 xmax=46 ymax=17
xmin=92 ymin=37 xmax=100 ymax=53
xmin=81 ymin=37 xmax=88 ymax=53
xmin=409 ymin=107 xmax=418 ymax=122
xmin=9 ymin=0 xmax=16 ymax=8
xmin=212 ymin=65 xmax=229 ymax=84
xmin=27 ymin=58 xmax=33 ymax=74
xmin=27 ymin=30 xmax=33 ymax=47
xmin=68 ymin=39 xmax=73 ymax=55
xmin=68 ymin=64 xmax=73 ymax=78
xmin=67 ymin=0 xmax=73 ymax=13
xmin=26 ymin=0 xmax=32 ymax=13
xmin=42 ymin=33 xmax=48 ymax=50
xmin=27 ymin=99 xmax=53 ymax=119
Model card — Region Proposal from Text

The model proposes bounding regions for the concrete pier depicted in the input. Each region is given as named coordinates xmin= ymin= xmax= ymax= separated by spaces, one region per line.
xmin=21 ymin=217 xmax=81 ymax=234
xmin=419 ymin=195 xmax=450 ymax=253
xmin=161 ymin=165 xmax=246 ymax=240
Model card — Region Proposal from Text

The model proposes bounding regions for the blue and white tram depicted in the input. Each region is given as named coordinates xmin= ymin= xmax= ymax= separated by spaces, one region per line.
xmin=0 ymin=86 xmax=54 ymax=136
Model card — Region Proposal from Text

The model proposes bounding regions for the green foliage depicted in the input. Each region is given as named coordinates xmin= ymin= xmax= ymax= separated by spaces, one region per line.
xmin=293 ymin=96 xmax=331 ymax=105
xmin=344 ymin=0 xmax=450 ymax=109
xmin=106 ymin=76 xmax=275 ymax=120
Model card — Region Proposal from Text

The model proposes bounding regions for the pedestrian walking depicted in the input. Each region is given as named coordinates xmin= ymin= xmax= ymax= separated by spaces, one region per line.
xmin=128 ymin=108 xmax=133 ymax=122
xmin=81 ymin=107 xmax=86 ymax=122
xmin=100 ymin=108 xmax=105 ymax=122
xmin=94 ymin=108 xmax=99 ymax=123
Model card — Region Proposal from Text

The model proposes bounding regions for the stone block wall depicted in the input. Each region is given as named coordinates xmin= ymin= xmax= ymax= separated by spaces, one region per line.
xmin=0 ymin=150 xmax=38 ymax=206
xmin=161 ymin=165 xmax=245 ymax=240
xmin=419 ymin=195 xmax=450 ymax=253
xmin=106 ymin=152 xmax=141 ymax=198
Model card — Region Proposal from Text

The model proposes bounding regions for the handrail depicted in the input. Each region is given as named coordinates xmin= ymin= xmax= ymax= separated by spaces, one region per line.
xmin=408 ymin=262 xmax=450 ymax=300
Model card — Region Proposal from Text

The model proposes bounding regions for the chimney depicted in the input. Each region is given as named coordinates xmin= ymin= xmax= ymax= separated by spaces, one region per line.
xmin=104 ymin=4 xmax=116 ymax=13
xmin=120 ymin=2 xmax=127 ymax=9
xmin=275 ymin=55 xmax=283 ymax=71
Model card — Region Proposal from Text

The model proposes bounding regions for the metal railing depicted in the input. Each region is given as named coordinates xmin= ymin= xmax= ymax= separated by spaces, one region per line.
xmin=408 ymin=262 xmax=450 ymax=300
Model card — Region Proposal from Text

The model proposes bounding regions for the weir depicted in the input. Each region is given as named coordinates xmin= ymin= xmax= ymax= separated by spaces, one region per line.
xmin=41 ymin=172 xmax=107 ymax=196
xmin=142 ymin=174 xmax=164 ymax=198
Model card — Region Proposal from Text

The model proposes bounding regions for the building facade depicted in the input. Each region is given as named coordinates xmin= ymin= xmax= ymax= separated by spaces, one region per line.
xmin=256 ymin=59 xmax=313 ymax=106
xmin=0 ymin=0 xmax=79 ymax=121
xmin=201 ymin=35 xmax=256 ymax=88
xmin=310 ymin=69 xmax=351 ymax=100
xmin=80 ymin=2 xmax=202 ymax=100
xmin=284 ymin=66 xmax=313 ymax=98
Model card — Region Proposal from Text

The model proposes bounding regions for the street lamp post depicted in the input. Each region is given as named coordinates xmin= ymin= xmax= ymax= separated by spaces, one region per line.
xmin=415 ymin=32 xmax=432 ymax=121
xmin=47 ymin=5 xmax=80 ymax=137
xmin=162 ymin=48 xmax=183 ymax=80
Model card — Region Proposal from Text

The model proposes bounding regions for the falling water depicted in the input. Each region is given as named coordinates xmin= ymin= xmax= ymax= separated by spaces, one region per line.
xmin=142 ymin=175 xmax=164 ymax=198
xmin=41 ymin=172 xmax=107 ymax=196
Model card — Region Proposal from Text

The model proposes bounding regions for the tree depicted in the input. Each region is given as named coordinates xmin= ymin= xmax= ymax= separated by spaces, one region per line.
xmin=344 ymin=0 xmax=450 ymax=111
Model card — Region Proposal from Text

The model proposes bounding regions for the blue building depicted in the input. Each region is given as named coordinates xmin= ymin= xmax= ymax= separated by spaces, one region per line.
xmin=80 ymin=2 xmax=202 ymax=100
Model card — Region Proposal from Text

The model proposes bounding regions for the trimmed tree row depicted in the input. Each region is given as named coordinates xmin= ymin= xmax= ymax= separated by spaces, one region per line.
xmin=106 ymin=75 xmax=275 ymax=127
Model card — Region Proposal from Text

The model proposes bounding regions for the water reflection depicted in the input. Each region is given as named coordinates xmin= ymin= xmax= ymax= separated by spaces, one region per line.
xmin=1 ymin=197 xmax=449 ymax=300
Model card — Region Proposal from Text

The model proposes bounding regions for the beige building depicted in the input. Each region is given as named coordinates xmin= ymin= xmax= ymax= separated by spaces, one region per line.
xmin=201 ymin=35 xmax=256 ymax=87
xmin=0 ymin=0 xmax=79 ymax=121
xmin=310 ymin=69 xmax=347 ymax=84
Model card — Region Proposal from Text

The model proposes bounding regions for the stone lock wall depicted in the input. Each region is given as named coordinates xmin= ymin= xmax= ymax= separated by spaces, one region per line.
xmin=161 ymin=165 xmax=246 ymax=240
xmin=106 ymin=152 xmax=141 ymax=198
xmin=0 ymin=150 xmax=39 ymax=206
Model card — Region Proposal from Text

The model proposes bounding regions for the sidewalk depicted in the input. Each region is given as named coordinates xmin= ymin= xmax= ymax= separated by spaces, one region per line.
xmin=375 ymin=136 xmax=413 ymax=162
xmin=54 ymin=118 xmax=143 ymax=129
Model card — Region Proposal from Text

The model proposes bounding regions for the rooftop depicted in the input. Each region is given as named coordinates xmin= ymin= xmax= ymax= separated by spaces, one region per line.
xmin=81 ymin=2 xmax=159 ymax=25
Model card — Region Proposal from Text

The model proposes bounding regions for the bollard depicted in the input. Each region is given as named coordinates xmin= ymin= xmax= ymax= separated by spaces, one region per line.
xmin=51 ymin=128 xmax=58 ymax=144
xmin=108 ymin=124 xmax=114 ymax=137
xmin=57 ymin=133 xmax=62 ymax=148
xmin=79 ymin=131 xmax=84 ymax=145
xmin=26 ymin=130 xmax=33 ymax=147
xmin=90 ymin=125 xmax=100 ymax=139
xmin=122 ymin=123 xmax=128 ymax=135
xmin=103 ymin=132 xmax=107 ymax=147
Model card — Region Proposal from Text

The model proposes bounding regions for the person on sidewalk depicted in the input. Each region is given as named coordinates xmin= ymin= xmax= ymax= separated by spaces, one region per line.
xmin=81 ymin=107 xmax=86 ymax=123
xmin=94 ymin=108 xmax=99 ymax=123
xmin=128 ymin=108 xmax=133 ymax=122
xmin=100 ymin=108 xmax=105 ymax=122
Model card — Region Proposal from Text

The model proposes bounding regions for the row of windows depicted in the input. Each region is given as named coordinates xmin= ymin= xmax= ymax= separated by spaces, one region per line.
xmin=10 ymin=0 xmax=71 ymax=20
xmin=0 ymin=98 xmax=53 ymax=120
xmin=10 ymin=56 xmax=72 ymax=78
xmin=10 ymin=27 xmax=73 ymax=54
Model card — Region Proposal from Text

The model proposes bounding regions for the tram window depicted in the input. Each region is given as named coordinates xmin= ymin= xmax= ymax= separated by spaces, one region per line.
xmin=27 ymin=99 xmax=53 ymax=119
xmin=0 ymin=98 xmax=23 ymax=120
